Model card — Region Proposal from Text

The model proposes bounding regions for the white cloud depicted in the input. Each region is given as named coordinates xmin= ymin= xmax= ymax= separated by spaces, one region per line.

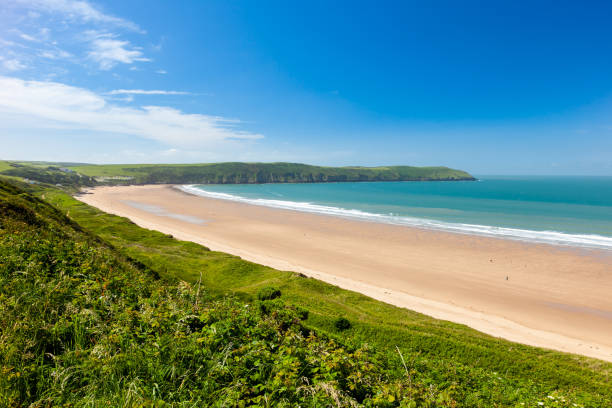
xmin=19 ymin=33 xmax=38 ymax=42
xmin=13 ymin=0 xmax=143 ymax=33
xmin=0 ymin=39 xmax=19 ymax=47
xmin=86 ymin=32 xmax=149 ymax=70
xmin=2 ymin=59 xmax=27 ymax=71
xmin=108 ymin=89 xmax=190 ymax=96
xmin=161 ymin=148 xmax=180 ymax=156
xmin=4 ymin=2 xmax=146 ymax=72
xmin=40 ymin=48 xmax=72 ymax=59
xmin=0 ymin=76 xmax=263 ymax=147
xmin=155 ymin=69 xmax=167 ymax=74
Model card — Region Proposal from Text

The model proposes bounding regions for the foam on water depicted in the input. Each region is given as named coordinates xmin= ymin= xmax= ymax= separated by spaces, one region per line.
xmin=177 ymin=185 xmax=612 ymax=250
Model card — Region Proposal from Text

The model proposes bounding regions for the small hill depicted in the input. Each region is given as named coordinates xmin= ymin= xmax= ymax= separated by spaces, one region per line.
xmin=66 ymin=162 xmax=476 ymax=184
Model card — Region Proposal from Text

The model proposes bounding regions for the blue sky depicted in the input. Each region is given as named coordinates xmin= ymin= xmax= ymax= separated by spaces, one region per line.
xmin=1 ymin=0 xmax=612 ymax=174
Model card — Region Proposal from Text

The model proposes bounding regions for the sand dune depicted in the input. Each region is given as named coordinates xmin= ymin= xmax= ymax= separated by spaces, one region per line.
xmin=77 ymin=184 xmax=612 ymax=362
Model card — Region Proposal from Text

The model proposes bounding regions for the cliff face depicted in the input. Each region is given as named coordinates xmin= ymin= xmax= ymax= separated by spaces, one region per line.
xmin=0 ymin=161 xmax=476 ymax=186
xmin=103 ymin=163 xmax=476 ymax=185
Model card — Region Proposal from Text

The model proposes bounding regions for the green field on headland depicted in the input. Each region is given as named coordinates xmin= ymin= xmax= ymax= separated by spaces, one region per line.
xmin=1 ymin=172 xmax=611 ymax=406
xmin=0 ymin=160 xmax=475 ymax=185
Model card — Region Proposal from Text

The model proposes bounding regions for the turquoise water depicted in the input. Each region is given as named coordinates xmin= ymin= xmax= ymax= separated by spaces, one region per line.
xmin=180 ymin=176 xmax=612 ymax=249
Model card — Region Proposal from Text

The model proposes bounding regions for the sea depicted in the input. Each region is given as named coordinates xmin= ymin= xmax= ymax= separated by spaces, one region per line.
xmin=178 ymin=176 xmax=612 ymax=250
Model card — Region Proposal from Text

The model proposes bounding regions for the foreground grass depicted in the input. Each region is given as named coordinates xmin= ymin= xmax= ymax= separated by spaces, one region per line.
xmin=5 ymin=180 xmax=450 ymax=407
xmin=34 ymin=186 xmax=612 ymax=406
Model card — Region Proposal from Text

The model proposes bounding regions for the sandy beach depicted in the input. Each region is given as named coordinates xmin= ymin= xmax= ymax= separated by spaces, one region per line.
xmin=77 ymin=184 xmax=612 ymax=362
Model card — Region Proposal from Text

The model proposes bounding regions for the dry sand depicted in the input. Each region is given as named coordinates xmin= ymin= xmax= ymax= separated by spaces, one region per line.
xmin=76 ymin=184 xmax=612 ymax=362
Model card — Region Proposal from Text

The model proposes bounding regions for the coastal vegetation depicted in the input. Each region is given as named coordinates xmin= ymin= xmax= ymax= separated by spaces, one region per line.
xmin=0 ymin=162 xmax=96 ymax=187
xmin=1 ymin=180 xmax=419 ymax=406
xmin=0 ymin=160 xmax=475 ymax=185
xmin=1 ymin=174 xmax=611 ymax=406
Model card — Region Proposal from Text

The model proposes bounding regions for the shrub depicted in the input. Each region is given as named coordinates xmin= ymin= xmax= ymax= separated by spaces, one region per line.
xmin=257 ymin=286 xmax=281 ymax=301
xmin=334 ymin=317 xmax=351 ymax=331
xmin=296 ymin=306 xmax=309 ymax=320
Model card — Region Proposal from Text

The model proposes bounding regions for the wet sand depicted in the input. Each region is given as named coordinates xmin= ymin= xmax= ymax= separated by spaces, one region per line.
xmin=77 ymin=184 xmax=612 ymax=362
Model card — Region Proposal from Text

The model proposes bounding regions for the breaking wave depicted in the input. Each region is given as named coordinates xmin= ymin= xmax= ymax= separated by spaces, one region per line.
xmin=177 ymin=185 xmax=612 ymax=250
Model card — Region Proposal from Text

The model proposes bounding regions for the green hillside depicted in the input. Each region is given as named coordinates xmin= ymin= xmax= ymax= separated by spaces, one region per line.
xmin=0 ymin=161 xmax=12 ymax=173
xmin=0 ymin=162 xmax=96 ymax=187
xmin=0 ymin=160 xmax=475 ymax=186
xmin=66 ymin=162 xmax=476 ymax=184
xmin=1 ymin=180 xmax=419 ymax=406
xmin=1 ymin=176 xmax=610 ymax=406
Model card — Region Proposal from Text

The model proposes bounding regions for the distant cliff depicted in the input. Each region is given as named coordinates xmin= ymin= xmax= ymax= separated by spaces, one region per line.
xmin=0 ymin=161 xmax=476 ymax=186
xmin=66 ymin=162 xmax=476 ymax=184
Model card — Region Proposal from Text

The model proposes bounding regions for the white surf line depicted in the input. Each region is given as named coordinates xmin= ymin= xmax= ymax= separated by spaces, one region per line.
xmin=177 ymin=185 xmax=612 ymax=251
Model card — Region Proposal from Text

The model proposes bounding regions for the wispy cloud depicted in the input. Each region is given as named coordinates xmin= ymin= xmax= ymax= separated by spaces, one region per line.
xmin=0 ymin=39 xmax=19 ymax=47
xmin=39 ymin=48 xmax=72 ymax=60
xmin=16 ymin=27 xmax=52 ymax=43
xmin=1 ymin=58 xmax=27 ymax=71
xmin=108 ymin=89 xmax=190 ymax=96
xmin=13 ymin=0 xmax=144 ymax=33
xmin=19 ymin=33 xmax=38 ymax=42
xmin=3 ymin=1 xmax=149 ymax=72
xmin=85 ymin=32 xmax=149 ymax=70
xmin=0 ymin=76 xmax=262 ymax=147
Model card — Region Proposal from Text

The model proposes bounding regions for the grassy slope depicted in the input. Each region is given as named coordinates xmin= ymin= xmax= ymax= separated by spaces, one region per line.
xmin=65 ymin=162 xmax=476 ymax=184
xmin=40 ymin=187 xmax=612 ymax=406
xmin=3 ymin=179 xmax=443 ymax=407
xmin=0 ymin=161 xmax=96 ymax=187
xmin=0 ymin=161 xmax=12 ymax=172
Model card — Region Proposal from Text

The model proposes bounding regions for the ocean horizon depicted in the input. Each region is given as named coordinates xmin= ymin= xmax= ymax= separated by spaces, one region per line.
xmin=179 ymin=175 xmax=612 ymax=250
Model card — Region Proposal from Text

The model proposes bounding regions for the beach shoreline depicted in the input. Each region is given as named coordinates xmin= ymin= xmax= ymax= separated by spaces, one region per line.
xmin=176 ymin=183 xmax=612 ymax=251
xmin=76 ymin=184 xmax=612 ymax=362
